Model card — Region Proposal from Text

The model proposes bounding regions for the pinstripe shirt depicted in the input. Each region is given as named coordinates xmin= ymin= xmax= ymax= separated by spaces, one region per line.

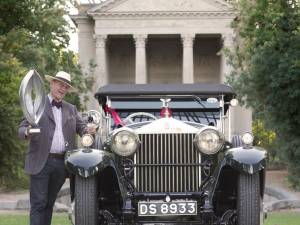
xmin=48 ymin=95 xmax=65 ymax=153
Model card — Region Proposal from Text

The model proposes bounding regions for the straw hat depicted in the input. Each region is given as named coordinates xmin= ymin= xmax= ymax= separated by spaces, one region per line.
xmin=45 ymin=71 xmax=75 ymax=91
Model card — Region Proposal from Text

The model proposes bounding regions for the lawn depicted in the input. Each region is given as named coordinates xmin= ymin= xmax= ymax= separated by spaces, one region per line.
xmin=0 ymin=211 xmax=299 ymax=225
xmin=264 ymin=211 xmax=300 ymax=225
xmin=0 ymin=213 xmax=70 ymax=225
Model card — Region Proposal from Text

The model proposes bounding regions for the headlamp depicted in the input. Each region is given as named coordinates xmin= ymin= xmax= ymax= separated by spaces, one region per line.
xmin=194 ymin=127 xmax=224 ymax=155
xmin=242 ymin=132 xmax=254 ymax=145
xmin=111 ymin=128 xmax=140 ymax=157
xmin=81 ymin=134 xmax=94 ymax=147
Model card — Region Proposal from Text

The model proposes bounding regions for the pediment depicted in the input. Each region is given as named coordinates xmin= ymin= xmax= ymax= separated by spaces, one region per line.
xmin=88 ymin=0 xmax=232 ymax=14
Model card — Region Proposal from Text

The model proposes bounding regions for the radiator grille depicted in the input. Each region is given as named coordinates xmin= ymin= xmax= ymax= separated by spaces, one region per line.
xmin=135 ymin=133 xmax=201 ymax=192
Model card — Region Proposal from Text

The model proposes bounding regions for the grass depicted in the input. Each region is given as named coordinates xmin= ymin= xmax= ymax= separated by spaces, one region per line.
xmin=264 ymin=211 xmax=300 ymax=225
xmin=0 ymin=211 xmax=299 ymax=225
xmin=0 ymin=213 xmax=70 ymax=225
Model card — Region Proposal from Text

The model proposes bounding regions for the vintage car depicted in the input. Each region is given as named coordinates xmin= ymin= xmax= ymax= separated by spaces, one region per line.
xmin=65 ymin=83 xmax=267 ymax=225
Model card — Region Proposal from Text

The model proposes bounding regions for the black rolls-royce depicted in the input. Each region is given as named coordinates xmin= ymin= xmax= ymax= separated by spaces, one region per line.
xmin=65 ymin=83 xmax=267 ymax=225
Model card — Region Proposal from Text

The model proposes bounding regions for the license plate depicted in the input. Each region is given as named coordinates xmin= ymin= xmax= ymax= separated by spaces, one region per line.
xmin=138 ymin=200 xmax=197 ymax=216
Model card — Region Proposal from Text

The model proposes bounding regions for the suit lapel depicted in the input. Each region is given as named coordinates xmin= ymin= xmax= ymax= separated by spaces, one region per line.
xmin=45 ymin=98 xmax=55 ymax=123
xmin=62 ymin=101 xmax=69 ymax=127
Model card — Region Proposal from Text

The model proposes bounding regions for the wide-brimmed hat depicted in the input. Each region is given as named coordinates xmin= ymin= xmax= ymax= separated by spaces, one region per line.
xmin=45 ymin=71 xmax=75 ymax=91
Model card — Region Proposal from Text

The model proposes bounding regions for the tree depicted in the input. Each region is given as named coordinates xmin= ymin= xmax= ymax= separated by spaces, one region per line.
xmin=227 ymin=0 xmax=300 ymax=189
xmin=252 ymin=120 xmax=278 ymax=168
xmin=0 ymin=0 xmax=92 ymax=189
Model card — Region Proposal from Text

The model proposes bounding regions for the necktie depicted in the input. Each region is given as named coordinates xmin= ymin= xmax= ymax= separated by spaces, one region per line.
xmin=51 ymin=100 xmax=62 ymax=108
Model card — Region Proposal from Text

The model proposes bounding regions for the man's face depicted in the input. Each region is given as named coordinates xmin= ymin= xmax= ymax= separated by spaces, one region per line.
xmin=50 ymin=80 xmax=70 ymax=102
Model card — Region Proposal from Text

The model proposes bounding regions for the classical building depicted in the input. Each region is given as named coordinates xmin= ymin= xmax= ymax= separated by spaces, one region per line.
xmin=72 ymin=0 xmax=252 ymax=136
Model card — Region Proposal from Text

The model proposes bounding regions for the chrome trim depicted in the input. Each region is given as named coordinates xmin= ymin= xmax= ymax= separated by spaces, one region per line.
xmin=135 ymin=133 xmax=200 ymax=192
xmin=134 ymin=153 xmax=137 ymax=190
xmin=136 ymin=117 xmax=199 ymax=134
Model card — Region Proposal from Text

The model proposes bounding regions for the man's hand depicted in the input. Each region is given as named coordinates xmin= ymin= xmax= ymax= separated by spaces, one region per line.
xmin=25 ymin=125 xmax=32 ymax=138
xmin=86 ymin=123 xmax=97 ymax=135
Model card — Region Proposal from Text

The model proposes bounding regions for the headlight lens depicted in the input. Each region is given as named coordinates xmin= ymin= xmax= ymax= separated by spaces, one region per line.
xmin=111 ymin=128 xmax=140 ymax=157
xmin=81 ymin=134 xmax=94 ymax=147
xmin=242 ymin=132 xmax=254 ymax=145
xmin=194 ymin=128 xmax=224 ymax=154
xmin=230 ymin=98 xmax=239 ymax=107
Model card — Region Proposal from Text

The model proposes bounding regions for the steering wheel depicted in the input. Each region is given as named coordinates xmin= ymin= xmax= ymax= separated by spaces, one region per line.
xmin=124 ymin=112 xmax=157 ymax=124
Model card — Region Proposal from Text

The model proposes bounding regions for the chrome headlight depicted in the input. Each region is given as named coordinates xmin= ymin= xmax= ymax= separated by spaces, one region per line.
xmin=111 ymin=128 xmax=140 ymax=157
xmin=81 ymin=134 xmax=94 ymax=147
xmin=242 ymin=132 xmax=254 ymax=145
xmin=194 ymin=127 xmax=224 ymax=155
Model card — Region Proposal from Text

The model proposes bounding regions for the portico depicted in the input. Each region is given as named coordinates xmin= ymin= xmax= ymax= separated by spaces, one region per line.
xmin=97 ymin=34 xmax=224 ymax=85
xmin=98 ymin=34 xmax=229 ymax=84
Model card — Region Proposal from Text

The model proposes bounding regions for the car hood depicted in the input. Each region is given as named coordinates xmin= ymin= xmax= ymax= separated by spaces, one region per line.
xmin=136 ymin=117 xmax=200 ymax=134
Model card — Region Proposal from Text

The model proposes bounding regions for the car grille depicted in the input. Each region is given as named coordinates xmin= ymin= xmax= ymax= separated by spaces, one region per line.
xmin=135 ymin=133 xmax=201 ymax=192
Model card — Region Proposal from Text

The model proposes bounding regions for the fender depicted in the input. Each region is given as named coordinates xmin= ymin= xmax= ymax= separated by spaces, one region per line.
xmin=206 ymin=146 xmax=267 ymax=204
xmin=224 ymin=146 xmax=267 ymax=174
xmin=65 ymin=148 xmax=115 ymax=178
xmin=65 ymin=149 xmax=130 ymax=204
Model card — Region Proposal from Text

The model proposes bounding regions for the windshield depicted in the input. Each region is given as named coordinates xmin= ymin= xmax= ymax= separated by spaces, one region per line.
xmin=108 ymin=96 xmax=221 ymax=127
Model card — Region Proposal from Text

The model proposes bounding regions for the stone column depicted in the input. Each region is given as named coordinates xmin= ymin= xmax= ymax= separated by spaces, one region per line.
xmin=75 ymin=17 xmax=96 ymax=109
xmin=181 ymin=34 xmax=195 ymax=83
xmin=220 ymin=33 xmax=234 ymax=83
xmin=77 ymin=18 xmax=94 ymax=75
xmin=95 ymin=34 xmax=108 ymax=89
xmin=134 ymin=34 xmax=148 ymax=84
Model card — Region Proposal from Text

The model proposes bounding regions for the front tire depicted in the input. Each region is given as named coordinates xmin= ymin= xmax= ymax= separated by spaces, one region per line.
xmin=75 ymin=175 xmax=98 ymax=225
xmin=237 ymin=173 xmax=261 ymax=225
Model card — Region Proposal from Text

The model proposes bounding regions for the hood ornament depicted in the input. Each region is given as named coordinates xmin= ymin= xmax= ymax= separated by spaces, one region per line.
xmin=160 ymin=98 xmax=172 ymax=118
xmin=19 ymin=70 xmax=46 ymax=133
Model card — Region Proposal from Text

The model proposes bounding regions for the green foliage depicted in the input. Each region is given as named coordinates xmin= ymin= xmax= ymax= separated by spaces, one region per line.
xmin=0 ymin=56 xmax=28 ymax=189
xmin=227 ymin=0 xmax=300 ymax=188
xmin=0 ymin=0 xmax=92 ymax=189
xmin=252 ymin=119 xmax=282 ymax=168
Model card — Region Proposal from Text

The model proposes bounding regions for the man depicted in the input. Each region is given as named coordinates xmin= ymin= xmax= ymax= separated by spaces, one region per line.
xmin=18 ymin=71 xmax=94 ymax=225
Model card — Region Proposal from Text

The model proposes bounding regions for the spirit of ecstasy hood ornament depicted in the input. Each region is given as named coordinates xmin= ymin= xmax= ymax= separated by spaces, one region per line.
xmin=19 ymin=70 xmax=46 ymax=131
xmin=160 ymin=98 xmax=172 ymax=118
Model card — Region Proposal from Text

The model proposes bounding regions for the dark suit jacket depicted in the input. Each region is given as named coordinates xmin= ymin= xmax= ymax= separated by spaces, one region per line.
xmin=18 ymin=98 xmax=86 ymax=175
